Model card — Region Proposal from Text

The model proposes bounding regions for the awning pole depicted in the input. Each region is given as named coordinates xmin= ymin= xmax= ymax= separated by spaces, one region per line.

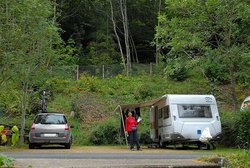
xmin=118 ymin=105 xmax=128 ymax=147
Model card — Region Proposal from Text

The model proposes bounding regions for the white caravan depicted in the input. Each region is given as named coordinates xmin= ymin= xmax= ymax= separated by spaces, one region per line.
xmin=116 ymin=94 xmax=222 ymax=149
xmin=240 ymin=96 xmax=250 ymax=110
xmin=149 ymin=94 xmax=221 ymax=148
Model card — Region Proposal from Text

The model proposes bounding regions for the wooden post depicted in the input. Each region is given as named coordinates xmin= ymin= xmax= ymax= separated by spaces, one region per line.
xmin=114 ymin=105 xmax=128 ymax=147
xmin=76 ymin=65 xmax=79 ymax=80
xmin=102 ymin=65 xmax=105 ymax=79
xmin=150 ymin=62 xmax=153 ymax=75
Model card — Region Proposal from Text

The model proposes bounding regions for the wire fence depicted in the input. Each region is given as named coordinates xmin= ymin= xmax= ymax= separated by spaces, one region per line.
xmin=48 ymin=63 xmax=165 ymax=80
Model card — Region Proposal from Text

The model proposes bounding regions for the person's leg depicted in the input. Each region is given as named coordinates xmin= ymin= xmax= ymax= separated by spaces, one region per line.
xmin=134 ymin=130 xmax=141 ymax=150
xmin=129 ymin=131 xmax=134 ymax=150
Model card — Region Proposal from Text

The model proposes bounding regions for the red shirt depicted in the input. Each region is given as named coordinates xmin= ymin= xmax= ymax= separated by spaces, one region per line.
xmin=125 ymin=116 xmax=138 ymax=132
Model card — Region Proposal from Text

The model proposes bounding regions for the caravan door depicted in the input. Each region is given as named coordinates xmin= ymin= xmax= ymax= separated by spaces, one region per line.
xmin=150 ymin=106 xmax=159 ymax=142
xmin=162 ymin=106 xmax=173 ymax=141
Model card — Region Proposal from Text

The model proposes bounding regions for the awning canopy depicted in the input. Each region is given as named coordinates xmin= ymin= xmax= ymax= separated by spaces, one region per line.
xmin=114 ymin=96 xmax=165 ymax=147
xmin=117 ymin=97 xmax=165 ymax=111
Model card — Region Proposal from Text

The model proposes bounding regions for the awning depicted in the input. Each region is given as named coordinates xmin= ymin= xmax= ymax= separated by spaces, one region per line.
xmin=116 ymin=96 xmax=165 ymax=112
xmin=114 ymin=96 xmax=165 ymax=147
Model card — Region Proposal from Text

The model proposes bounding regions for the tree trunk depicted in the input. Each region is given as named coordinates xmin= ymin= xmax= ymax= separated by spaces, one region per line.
xmin=229 ymin=63 xmax=237 ymax=111
xmin=225 ymin=27 xmax=237 ymax=111
xmin=120 ymin=0 xmax=131 ymax=75
xmin=19 ymin=81 xmax=28 ymax=144
xmin=129 ymin=33 xmax=139 ymax=63
xmin=155 ymin=0 xmax=161 ymax=64
xmin=47 ymin=0 xmax=57 ymax=67
xmin=109 ymin=0 xmax=126 ymax=70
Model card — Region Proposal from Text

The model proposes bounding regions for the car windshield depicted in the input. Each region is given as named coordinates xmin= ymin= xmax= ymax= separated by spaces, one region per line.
xmin=177 ymin=105 xmax=212 ymax=118
xmin=35 ymin=114 xmax=67 ymax=124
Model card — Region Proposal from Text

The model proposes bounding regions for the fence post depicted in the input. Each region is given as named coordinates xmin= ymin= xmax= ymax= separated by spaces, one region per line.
xmin=150 ymin=62 xmax=153 ymax=75
xmin=76 ymin=65 xmax=79 ymax=80
xmin=102 ymin=65 xmax=105 ymax=79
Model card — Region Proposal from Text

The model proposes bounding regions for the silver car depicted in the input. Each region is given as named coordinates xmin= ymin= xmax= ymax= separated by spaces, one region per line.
xmin=29 ymin=113 xmax=73 ymax=149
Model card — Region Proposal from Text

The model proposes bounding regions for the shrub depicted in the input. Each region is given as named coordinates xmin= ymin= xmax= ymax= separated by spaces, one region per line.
xmin=237 ymin=109 xmax=250 ymax=149
xmin=134 ymin=84 xmax=153 ymax=100
xmin=164 ymin=58 xmax=189 ymax=82
xmin=226 ymin=151 xmax=250 ymax=168
xmin=139 ymin=127 xmax=151 ymax=145
xmin=203 ymin=56 xmax=229 ymax=84
xmin=90 ymin=117 xmax=120 ymax=145
xmin=0 ymin=154 xmax=14 ymax=168
xmin=220 ymin=109 xmax=250 ymax=149
xmin=219 ymin=112 xmax=240 ymax=147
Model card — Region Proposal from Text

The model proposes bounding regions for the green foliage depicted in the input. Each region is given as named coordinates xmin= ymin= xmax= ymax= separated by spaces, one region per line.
xmin=11 ymin=133 xmax=19 ymax=146
xmin=54 ymin=38 xmax=79 ymax=66
xmin=203 ymin=56 xmax=230 ymax=84
xmin=57 ymin=0 xmax=160 ymax=63
xmin=237 ymin=109 xmax=250 ymax=149
xmin=138 ymin=125 xmax=151 ymax=145
xmin=225 ymin=152 xmax=250 ymax=168
xmin=134 ymin=84 xmax=153 ymax=100
xmin=11 ymin=126 xmax=19 ymax=146
xmin=0 ymin=88 xmax=21 ymax=115
xmin=164 ymin=58 xmax=189 ymax=81
xmin=0 ymin=154 xmax=14 ymax=168
xmin=220 ymin=110 xmax=250 ymax=149
xmin=1 ymin=135 xmax=7 ymax=144
xmin=156 ymin=0 xmax=250 ymax=87
xmin=87 ymin=35 xmax=120 ymax=65
xmin=90 ymin=117 xmax=120 ymax=145
xmin=200 ymin=149 xmax=250 ymax=168
xmin=219 ymin=112 xmax=240 ymax=147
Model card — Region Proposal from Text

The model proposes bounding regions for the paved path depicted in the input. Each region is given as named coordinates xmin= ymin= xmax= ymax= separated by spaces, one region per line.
xmin=13 ymin=159 xmax=219 ymax=168
xmin=1 ymin=146 xmax=219 ymax=167
xmin=2 ymin=152 xmax=212 ymax=159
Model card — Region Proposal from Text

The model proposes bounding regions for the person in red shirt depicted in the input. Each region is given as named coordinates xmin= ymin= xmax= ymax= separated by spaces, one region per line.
xmin=125 ymin=111 xmax=141 ymax=151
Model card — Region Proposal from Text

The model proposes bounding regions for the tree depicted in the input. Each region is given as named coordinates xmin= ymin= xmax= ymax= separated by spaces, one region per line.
xmin=0 ymin=0 xmax=63 ymax=143
xmin=120 ymin=0 xmax=131 ymax=75
xmin=109 ymin=0 xmax=126 ymax=68
xmin=57 ymin=0 xmax=161 ymax=65
xmin=155 ymin=0 xmax=250 ymax=109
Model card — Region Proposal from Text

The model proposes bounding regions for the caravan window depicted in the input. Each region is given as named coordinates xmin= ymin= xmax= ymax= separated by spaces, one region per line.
xmin=163 ymin=106 xmax=170 ymax=119
xmin=177 ymin=105 xmax=212 ymax=118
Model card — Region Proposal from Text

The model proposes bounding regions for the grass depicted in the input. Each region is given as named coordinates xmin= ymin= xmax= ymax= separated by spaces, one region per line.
xmin=0 ymin=154 xmax=14 ymax=168
xmin=198 ymin=147 xmax=250 ymax=168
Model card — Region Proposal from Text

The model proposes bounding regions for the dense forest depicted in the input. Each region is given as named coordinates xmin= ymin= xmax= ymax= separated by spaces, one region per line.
xmin=0 ymin=0 xmax=250 ymax=147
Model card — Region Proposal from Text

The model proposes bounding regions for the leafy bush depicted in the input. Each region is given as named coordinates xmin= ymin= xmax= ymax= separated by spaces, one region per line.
xmin=203 ymin=56 xmax=229 ymax=84
xmin=139 ymin=127 xmax=151 ymax=145
xmin=164 ymin=58 xmax=189 ymax=81
xmin=220 ymin=109 xmax=250 ymax=149
xmin=134 ymin=84 xmax=153 ymax=100
xmin=219 ymin=112 xmax=240 ymax=147
xmin=90 ymin=117 xmax=120 ymax=145
xmin=0 ymin=154 xmax=14 ymax=168
xmin=237 ymin=109 xmax=250 ymax=149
